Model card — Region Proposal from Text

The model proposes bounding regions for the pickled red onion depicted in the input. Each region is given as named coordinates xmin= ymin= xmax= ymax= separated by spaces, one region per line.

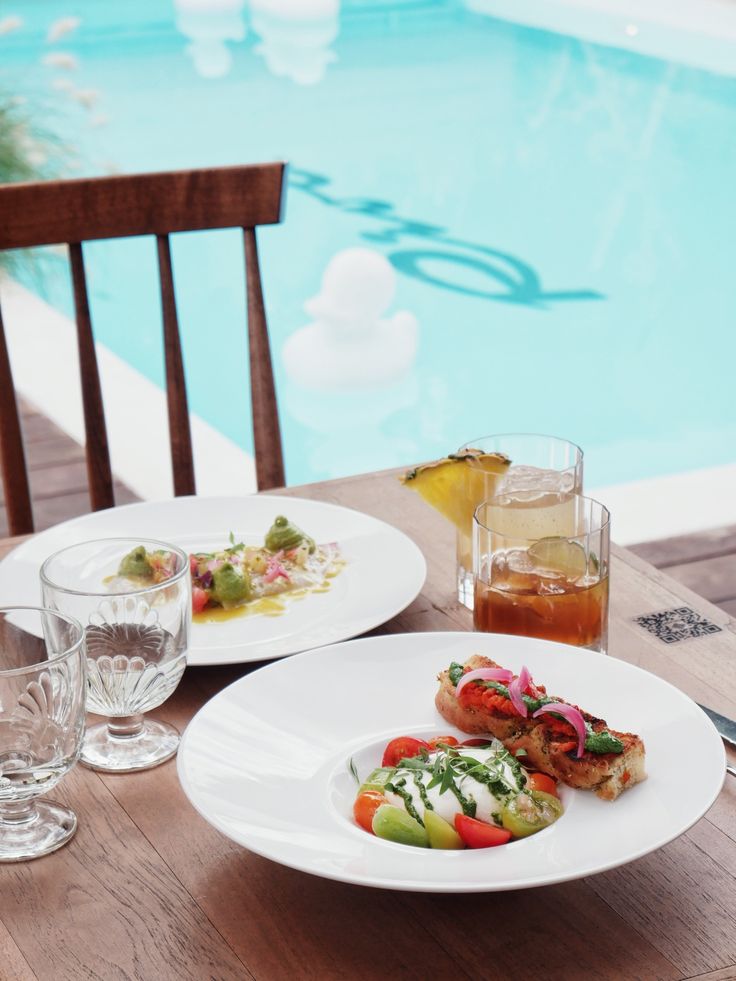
xmin=533 ymin=703 xmax=586 ymax=757
xmin=265 ymin=551 xmax=289 ymax=583
xmin=456 ymin=666 xmax=514 ymax=697
xmin=508 ymin=665 xmax=532 ymax=718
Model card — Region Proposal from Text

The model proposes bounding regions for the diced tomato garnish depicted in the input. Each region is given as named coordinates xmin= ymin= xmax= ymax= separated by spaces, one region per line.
xmin=191 ymin=586 xmax=209 ymax=615
xmin=454 ymin=814 xmax=511 ymax=848
xmin=525 ymin=772 xmax=558 ymax=797
xmin=555 ymin=740 xmax=577 ymax=753
xmin=190 ymin=554 xmax=199 ymax=575
xmin=381 ymin=736 xmax=430 ymax=768
xmin=426 ymin=735 xmax=459 ymax=750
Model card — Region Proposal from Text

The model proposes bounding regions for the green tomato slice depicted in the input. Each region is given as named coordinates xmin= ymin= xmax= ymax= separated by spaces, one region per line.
xmin=500 ymin=790 xmax=563 ymax=838
xmin=372 ymin=804 xmax=429 ymax=848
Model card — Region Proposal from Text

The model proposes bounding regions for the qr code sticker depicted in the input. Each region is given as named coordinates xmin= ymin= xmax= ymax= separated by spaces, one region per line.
xmin=634 ymin=607 xmax=722 ymax=645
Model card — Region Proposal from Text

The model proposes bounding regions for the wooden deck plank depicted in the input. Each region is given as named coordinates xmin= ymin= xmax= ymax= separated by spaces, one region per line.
xmin=663 ymin=554 xmax=736 ymax=606
xmin=629 ymin=525 xmax=736 ymax=569
xmin=0 ymin=397 xmax=140 ymax=535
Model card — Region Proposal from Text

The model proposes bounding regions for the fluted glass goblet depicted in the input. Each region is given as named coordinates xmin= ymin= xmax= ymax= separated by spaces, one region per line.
xmin=0 ymin=606 xmax=86 ymax=862
xmin=41 ymin=538 xmax=190 ymax=773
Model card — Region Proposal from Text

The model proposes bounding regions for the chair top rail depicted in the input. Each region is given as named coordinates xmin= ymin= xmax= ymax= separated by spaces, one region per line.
xmin=0 ymin=162 xmax=286 ymax=249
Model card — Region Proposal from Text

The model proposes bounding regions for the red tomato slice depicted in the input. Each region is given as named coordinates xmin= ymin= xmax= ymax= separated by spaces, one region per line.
xmin=461 ymin=738 xmax=494 ymax=747
xmin=525 ymin=772 xmax=558 ymax=797
xmin=191 ymin=586 xmax=210 ymax=615
xmin=353 ymin=791 xmax=387 ymax=833
xmin=454 ymin=814 xmax=512 ymax=848
xmin=381 ymin=736 xmax=430 ymax=768
xmin=426 ymin=735 xmax=459 ymax=750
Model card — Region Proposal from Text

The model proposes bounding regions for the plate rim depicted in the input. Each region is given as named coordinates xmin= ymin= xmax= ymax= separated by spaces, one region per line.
xmin=0 ymin=493 xmax=427 ymax=666
xmin=177 ymin=630 xmax=726 ymax=893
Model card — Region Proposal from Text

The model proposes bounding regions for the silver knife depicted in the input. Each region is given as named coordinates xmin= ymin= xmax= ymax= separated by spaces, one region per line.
xmin=698 ymin=703 xmax=736 ymax=749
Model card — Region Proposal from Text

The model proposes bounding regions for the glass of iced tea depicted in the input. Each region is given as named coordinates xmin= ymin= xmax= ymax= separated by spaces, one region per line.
xmin=473 ymin=493 xmax=610 ymax=652
xmin=456 ymin=434 xmax=583 ymax=608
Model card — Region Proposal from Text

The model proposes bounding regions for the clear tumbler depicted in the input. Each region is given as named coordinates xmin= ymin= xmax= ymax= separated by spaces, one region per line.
xmin=0 ymin=607 xmax=85 ymax=861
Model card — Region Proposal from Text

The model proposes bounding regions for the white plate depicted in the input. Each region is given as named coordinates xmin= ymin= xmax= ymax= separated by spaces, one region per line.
xmin=177 ymin=631 xmax=726 ymax=892
xmin=0 ymin=496 xmax=426 ymax=666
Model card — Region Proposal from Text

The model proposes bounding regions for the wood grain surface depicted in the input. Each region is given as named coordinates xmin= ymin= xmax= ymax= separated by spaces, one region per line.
xmin=0 ymin=164 xmax=285 ymax=248
xmin=0 ymin=471 xmax=734 ymax=981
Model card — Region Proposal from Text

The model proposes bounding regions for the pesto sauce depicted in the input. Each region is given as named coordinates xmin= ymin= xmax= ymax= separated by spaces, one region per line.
xmin=447 ymin=779 xmax=477 ymax=818
xmin=411 ymin=771 xmax=434 ymax=812
xmin=386 ymin=779 xmax=424 ymax=826
xmin=584 ymin=728 xmax=624 ymax=754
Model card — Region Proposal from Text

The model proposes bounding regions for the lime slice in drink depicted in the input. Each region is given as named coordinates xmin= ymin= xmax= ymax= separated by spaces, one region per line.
xmin=528 ymin=536 xmax=587 ymax=581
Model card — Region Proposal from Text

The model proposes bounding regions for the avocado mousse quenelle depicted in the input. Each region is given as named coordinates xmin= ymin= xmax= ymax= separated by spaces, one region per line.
xmin=113 ymin=515 xmax=343 ymax=621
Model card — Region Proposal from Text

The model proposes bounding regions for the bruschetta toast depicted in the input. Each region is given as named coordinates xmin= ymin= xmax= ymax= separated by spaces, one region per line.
xmin=436 ymin=655 xmax=646 ymax=801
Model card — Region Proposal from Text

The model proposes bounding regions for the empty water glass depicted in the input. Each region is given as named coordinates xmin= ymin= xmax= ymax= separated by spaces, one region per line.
xmin=0 ymin=607 xmax=86 ymax=861
xmin=41 ymin=539 xmax=190 ymax=773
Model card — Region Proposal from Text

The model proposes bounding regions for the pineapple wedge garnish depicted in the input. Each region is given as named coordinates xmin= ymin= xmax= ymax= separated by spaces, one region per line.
xmin=400 ymin=450 xmax=511 ymax=533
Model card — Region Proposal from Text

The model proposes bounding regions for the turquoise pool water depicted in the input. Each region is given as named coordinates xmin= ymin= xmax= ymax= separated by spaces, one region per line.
xmin=2 ymin=1 xmax=736 ymax=487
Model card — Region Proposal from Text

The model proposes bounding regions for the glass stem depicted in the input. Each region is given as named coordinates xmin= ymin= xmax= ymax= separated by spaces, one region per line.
xmin=0 ymin=799 xmax=36 ymax=826
xmin=107 ymin=714 xmax=145 ymax=739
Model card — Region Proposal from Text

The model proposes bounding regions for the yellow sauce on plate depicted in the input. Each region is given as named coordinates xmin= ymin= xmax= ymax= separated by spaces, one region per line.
xmin=192 ymin=565 xmax=343 ymax=625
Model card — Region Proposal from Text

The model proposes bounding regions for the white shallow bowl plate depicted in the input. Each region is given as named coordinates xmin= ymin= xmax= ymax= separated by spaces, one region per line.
xmin=0 ymin=495 xmax=426 ymax=666
xmin=178 ymin=631 xmax=725 ymax=892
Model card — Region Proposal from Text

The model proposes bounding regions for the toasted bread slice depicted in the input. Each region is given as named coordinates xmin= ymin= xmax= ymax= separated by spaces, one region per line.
xmin=436 ymin=655 xmax=646 ymax=801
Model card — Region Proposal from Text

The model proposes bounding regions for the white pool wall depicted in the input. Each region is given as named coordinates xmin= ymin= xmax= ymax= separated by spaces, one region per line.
xmin=472 ymin=0 xmax=736 ymax=77
xmin=1 ymin=278 xmax=255 ymax=501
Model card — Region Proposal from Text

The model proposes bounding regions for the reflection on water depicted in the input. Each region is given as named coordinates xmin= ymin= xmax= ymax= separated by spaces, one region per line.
xmin=251 ymin=0 xmax=340 ymax=85
xmin=171 ymin=0 xmax=339 ymax=82
xmin=174 ymin=0 xmax=246 ymax=78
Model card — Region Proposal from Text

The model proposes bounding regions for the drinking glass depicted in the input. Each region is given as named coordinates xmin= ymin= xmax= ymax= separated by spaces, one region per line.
xmin=41 ymin=539 xmax=190 ymax=773
xmin=456 ymin=434 xmax=583 ymax=608
xmin=473 ymin=493 xmax=610 ymax=652
xmin=0 ymin=607 xmax=86 ymax=861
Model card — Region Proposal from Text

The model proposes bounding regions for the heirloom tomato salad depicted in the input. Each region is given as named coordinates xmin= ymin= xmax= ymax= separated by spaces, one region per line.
xmin=352 ymin=735 xmax=563 ymax=849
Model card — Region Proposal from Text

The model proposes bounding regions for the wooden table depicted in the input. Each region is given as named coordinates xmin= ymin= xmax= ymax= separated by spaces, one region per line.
xmin=2 ymin=471 xmax=735 ymax=981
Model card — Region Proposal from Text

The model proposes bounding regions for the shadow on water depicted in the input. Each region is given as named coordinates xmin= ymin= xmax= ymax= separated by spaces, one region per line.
xmin=290 ymin=168 xmax=605 ymax=309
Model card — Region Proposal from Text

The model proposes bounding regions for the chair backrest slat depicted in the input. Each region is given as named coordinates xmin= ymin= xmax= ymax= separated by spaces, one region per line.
xmin=244 ymin=227 xmax=285 ymax=490
xmin=0 ymin=300 xmax=34 ymax=534
xmin=68 ymin=242 xmax=115 ymax=511
xmin=157 ymin=233 xmax=196 ymax=497
xmin=0 ymin=164 xmax=284 ymax=249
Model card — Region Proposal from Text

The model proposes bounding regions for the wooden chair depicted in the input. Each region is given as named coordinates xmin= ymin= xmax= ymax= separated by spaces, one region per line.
xmin=0 ymin=163 xmax=287 ymax=535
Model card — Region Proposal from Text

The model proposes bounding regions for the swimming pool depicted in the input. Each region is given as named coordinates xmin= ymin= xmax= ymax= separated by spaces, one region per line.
xmin=2 ymin=0 xmax=736 ymax=496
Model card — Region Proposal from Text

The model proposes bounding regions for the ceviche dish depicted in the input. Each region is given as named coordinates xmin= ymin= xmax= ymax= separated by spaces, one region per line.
xmin=351 ymin=655 xmax=645 ymax=850
xmin=112 ymin=515 xmax=343 ymax=621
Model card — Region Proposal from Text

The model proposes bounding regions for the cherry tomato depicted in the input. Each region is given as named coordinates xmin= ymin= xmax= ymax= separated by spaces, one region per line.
xmin=353 ymin=791 xmax=387 ymax=833
xmin=426 ymin=735 xmax=459 ymax=750
xmin=525 ymin=772 xmax=558 ymax=797
xmin=381 ymin=736 xmax=430 ymax=768
xmin=192 ymin=586 xmax=210 ymax=615
xmin=461 ymin=738 xmax=494 ymax=747
xmin=454 ymin=814 xmax=512 ymax=848
xmin=500 ymin=791 xmax=563 ymax=838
